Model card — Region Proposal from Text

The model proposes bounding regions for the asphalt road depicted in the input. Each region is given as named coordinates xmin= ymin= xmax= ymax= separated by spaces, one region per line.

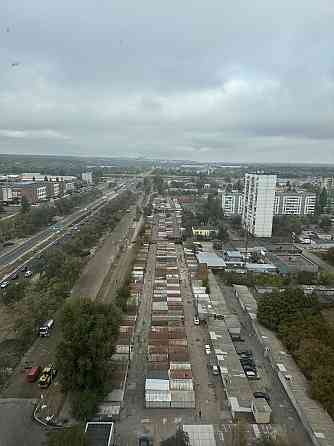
xmin=218 ymin=281 xmax=313 ymax=446
xmin=0 ymin=184 xmax=135 ymax=280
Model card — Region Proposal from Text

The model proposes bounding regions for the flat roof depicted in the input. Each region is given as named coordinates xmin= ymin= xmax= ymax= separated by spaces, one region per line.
xmin=196 ymin=252 xmax=226 ymax=268
xmin=225 ymin=250 xmax=242 ymax=257
xmin=239 ymin=286 xmax=334 ymax=446
xmin=183 ymin=425 xmax=216 ymax=446
xmin=85 ymin=422 xmax=114 ymax=446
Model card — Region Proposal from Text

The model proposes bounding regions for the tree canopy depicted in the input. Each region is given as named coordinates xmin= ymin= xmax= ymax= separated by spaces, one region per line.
xmin=257 ymin=288 xmax=319 ymax=331
xmin=47 ymin=425 xmax=87 ymax=446
xmin=56 ymin=299 xmax=121 ymax=392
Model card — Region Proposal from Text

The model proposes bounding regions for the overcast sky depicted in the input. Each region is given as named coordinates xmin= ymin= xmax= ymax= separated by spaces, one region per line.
xmin=1 ymin=0 xmax=334 ymax=163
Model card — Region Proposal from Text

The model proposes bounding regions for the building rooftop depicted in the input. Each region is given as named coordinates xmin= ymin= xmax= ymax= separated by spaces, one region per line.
xmin=196 ymin=252 xmax=226 ymax=269
xmin=183 ymin=425 xmax=216 ymax=446
xmin=85 ymin=422 xmax=114 ymax=446
xmin=237 ymin=287 xmax=334 ymax=446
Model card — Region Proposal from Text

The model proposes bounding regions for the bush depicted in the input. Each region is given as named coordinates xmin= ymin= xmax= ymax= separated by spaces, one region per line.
xmin=47 ymin=424 xmax=88 ymax=446
xmin=70 ymin=390 xmax=101 ymax=421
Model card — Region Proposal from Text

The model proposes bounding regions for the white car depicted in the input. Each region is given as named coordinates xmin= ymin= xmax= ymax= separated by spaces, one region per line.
xmin=193 ymin=317 xmax=200 ymax=326
xmin=24 ymin=270 xmax=33 ymax=278
xmin=0 ymin=281 xmax=9 ymax=289
xmin=205 ymin=344 xmax=211 ymax=355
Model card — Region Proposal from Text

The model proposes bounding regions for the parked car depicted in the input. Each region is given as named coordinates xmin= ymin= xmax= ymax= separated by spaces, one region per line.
xmin=254 ymin=392 xmax=271 ymax=404
xmin=244 ymin=366 xmax=257 ymax=379
xmin=38 ymin=364 xmax=57 ymax=388
xmin=3 ymin=241 xmax=15 ymax=247
xmin=10 ymin=272 xmax=19 ymax=280
xmin=0 ymin=281 xmax=9 ymax=289
xmin=205 ymin=344 xmax=211 ymax=355
xmin=238 ymin=350 xmax=253 ymax=357
xmin=212 ymin=365 xmax=219 ymax=375
xmin=26 ymin=366 xmax=41 ymax=383
xmin=193 ymin=317 xmax=200 ymax=325
xmin=24 ymin=270 xmax=33 ymax=278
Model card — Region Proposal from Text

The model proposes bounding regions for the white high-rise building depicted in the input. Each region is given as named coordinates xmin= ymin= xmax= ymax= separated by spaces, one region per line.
xmin=242 ymin=173 xmax=277 ymax=237
xmin=82 ymin=172 xmax=93 ymax=184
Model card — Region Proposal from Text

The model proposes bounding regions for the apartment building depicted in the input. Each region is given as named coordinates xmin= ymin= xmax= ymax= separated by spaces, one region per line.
xmin=221 ymin=191 xmax=244 ymax=216
xmin=223 ymin=190 xmax=316 ymax=217
xmin=13 ymin=182 xmax=47 ymax=204
xmin=0 ymin=186 xmax=14 ymax=203
xmin=82 ymin=172 xmax=93 ymax=184
xmin=242 ymin=173 xmax=277 ymax=238
xmin=45 ymin=181 xmax=61 ymax=198
xmin=274 ymin=192 xmax=316 ymax=215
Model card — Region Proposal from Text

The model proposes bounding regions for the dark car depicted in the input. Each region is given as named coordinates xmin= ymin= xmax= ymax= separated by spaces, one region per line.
xmin=240 ymin=358 xmax=255 ymax=367
xmin=3 ymin=241 xmax=15 ymax=247
xmin=254 ymin=391 xmax=271 ymax=404
xmin=238 ymin=350 xmax=253 ymax=357
xmin=11 ymin=272 xmax=19 ymax=280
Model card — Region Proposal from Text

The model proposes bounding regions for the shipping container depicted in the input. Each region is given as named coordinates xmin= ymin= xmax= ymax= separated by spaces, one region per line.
xmin=145 ymin=391 xmax=171 ymax=408
xmin=170 ymin=379 xmax=194 ymax=391
xmin=170 ymin=390 xmax=195 ymax=409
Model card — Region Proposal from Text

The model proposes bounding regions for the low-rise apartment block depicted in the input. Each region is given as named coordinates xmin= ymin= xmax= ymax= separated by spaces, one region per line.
xmin=13 ymin=182 xmax=47 ymax=204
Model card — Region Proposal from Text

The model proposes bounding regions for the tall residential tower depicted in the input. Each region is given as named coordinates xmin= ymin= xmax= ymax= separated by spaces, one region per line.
xmin=242 ymin=173 xmax=277 ymax=237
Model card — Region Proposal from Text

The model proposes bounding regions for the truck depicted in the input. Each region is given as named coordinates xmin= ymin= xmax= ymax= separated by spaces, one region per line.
xmin=39 ymin=319 xmax=54 ymax=337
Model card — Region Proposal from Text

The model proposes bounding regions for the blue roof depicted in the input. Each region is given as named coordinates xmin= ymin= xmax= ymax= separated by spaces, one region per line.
xmin=196 ymin=252 xmax=226 ymax=268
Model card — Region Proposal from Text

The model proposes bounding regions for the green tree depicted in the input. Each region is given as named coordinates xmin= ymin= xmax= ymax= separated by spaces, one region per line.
xmin=70 ymin=390 xmax=101 ymax=421
xmin=231 ymin=215 xmax=242 ymax=228
xmin=161 ymin=426 xmax=190 ymax=446
xmin=318 ymin=187 xmax=328 ymax=213
xmin=56 ymin=299 xmax=121 ymax=393
xmin=311 ymin=367 xmax=334 ymax=417
xmin=323 ymin=247 xmax=334 ymax=266
xmin=2 ymin=281 xmax=27 ymax=305
xmin=217 ymin=224 xmax=229 ymax=241
xmin=320 ymin=216 xmax=332 ymax=230
xmin=257 ymin=288 xmax=320 ymax=332
xmin=47 ymin=425 xmax=88 ymax=446
xmin=21 ymin=195 xmax=31 ymax=213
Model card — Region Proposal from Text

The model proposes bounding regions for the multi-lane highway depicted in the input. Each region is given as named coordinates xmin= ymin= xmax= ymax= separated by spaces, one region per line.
xmin=0 ymin=181 xmax=136 ymax=282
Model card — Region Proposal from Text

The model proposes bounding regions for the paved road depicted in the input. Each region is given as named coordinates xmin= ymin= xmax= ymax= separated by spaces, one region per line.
xmin=216 ymin=279 xmax=313 ymax=446
xmin=0 ymin=184 xmax=137 ymax=280
xmin=176 ymin=245 xmax=227 ymax=424
xmin=118 ymin=244 xmax=156 ymax=445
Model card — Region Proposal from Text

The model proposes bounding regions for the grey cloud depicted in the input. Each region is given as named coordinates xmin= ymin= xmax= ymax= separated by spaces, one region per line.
xmin=1 ymin=0 xmax=334 ymax=162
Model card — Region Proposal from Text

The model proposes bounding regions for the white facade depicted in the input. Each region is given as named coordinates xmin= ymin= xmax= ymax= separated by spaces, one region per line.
xmin=221 ymin=192 xmax=244 ymax=216
xmin=0 ymin=186 xmax=13 ymax=202
xmin=65 ymin=182 xmax=75 ymax=192
xmin=52 ymin=182 xmax=60 ymax=197
xmin=226 ymin=189 xmax=315 ymax=218
xmin=274 ymin=192 xmax=316 ymax=215
xmin=242 ymin=173 xmax=276 ymax=238
xmin=36 ymin=185 xmax=47 ymax=201
xmin=82 ymin=172 xmax=93 ymax=183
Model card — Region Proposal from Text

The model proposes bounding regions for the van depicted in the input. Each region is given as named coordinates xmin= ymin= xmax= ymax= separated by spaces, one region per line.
xmin=39 ymin=319 xmax=54 ymax=337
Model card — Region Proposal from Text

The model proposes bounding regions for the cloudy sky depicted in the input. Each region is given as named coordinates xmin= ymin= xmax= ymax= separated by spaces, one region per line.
xmin=1 ymin=0 xmax=334 ymax=162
